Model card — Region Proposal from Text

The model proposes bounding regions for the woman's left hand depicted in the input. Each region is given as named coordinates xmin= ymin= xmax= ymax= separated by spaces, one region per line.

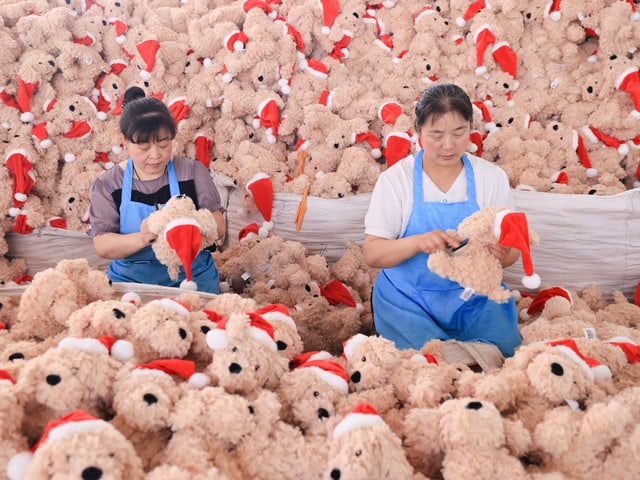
xmin=487 ymin=244 xmax=519 ymax=268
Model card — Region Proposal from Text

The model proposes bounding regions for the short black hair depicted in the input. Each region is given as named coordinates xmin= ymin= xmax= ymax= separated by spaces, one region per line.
xmin=414 ymin=83 xmax=473 ymax=132
xmin=119 ymin=86 xmax=177 ymax=143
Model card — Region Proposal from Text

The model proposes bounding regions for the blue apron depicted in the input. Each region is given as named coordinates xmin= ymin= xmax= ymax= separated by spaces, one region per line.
xmin=107 ymin=159 xmax=220 ymax=293
xmin=372 ymin=151 xmax=520 ymax=356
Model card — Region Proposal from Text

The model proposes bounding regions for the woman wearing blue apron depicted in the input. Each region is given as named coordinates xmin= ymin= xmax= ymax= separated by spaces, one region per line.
xmin=363 ymin=83 xmax=521 ymax=359
xmin=88 ymin=87 xmax=225 ymax=294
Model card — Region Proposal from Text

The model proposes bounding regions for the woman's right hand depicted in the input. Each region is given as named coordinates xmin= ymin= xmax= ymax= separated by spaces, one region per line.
xmin=414 ymin=230 xmax=462 ymax=255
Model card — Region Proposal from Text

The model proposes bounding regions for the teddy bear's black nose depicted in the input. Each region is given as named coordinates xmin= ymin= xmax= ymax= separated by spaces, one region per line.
xmin=178 ymin=328 xmax=187 ymax=339
xmin=276 ymin=340 xmax=287 ymax=351
xmin=466 ymin=401 xmax=483 ymax=410
xmin=550 ymin=362 xmax=564 ymax=376
xmin=143 ymin=393 xmax=158 ymax=405
xmin=46 ymin=374 xmax=61 ymax=386
xmin=317 ymin=408 xmax=329 ymax=419
xmin=8 ymin=353 xmax=24 ymax=361
xmin=331 ymin=468 xmax=341 ymax=480
xmin=350 ymin=371 xmax=361 ymax=383
xmin=82 ymin=466 xmax=102 ymax=480
xmin=229 ymin=363 xmax=242 ymax=374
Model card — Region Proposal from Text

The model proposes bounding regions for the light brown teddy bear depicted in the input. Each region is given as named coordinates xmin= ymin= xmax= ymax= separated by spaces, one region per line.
xmin=427 ymin=207 xmax=541 ymax=303
xmin=324 ymin=402 xmax=426 ymax=480
xmin=146 ymin=194 xmax=220 ymax=291
xmin=110 ymin=358 xmax=210 ymax=472
xmin=403 ymin=397 xmax=561 ymax=480
xmin=7 ymin=409 xmax=145 ymax=480
xmin=66 ymin=298 xmax=139 ymax=340
xmin=0 ymin=370 xmax=29 ymax=480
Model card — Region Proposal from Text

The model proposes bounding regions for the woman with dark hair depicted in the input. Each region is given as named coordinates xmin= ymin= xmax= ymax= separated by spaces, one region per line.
xmin=88 ymin=87 xmax=225 ymax=293
xmin=363 ymin=83 xmax=521 ymax=362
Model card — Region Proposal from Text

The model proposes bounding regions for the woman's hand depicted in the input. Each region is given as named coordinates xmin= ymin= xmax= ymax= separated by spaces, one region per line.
xmin=140 ymin=218 xmax=158 ymax=246
xmin=415 ymin=230 xmax=463 ymax=255
xmin=487 ymin=244 xmax=520 ymax=268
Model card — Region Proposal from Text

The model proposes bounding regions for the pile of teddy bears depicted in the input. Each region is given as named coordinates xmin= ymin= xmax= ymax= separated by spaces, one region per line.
xmin=2 ymin=0 xmax=640 ymax=267
xmin=1 ymin=257 xmax=640 ymax=479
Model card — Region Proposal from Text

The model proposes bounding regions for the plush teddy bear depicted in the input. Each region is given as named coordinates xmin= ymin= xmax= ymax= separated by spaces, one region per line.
xmin=145 ymin=195 xmax=220 ymax=290
xmin=110 ymin=358 xmax=210 ymax=472
xmin=253 ymin=303 xmax=305 ymax=360
xmin=7 ymin=409 xmax=145 ymax=480
xmin=15 ymin=335 xmax=129 ymax=444
xmin=66 ymin=298 xmax=139 ymax=341
xmin=0 ymin=336 xmax=58 ymax=381
xmin=0 ymin=369 xmax=29 ymax=480
xmin=161 ymin=385 xmax=256 ymax=477
xmin=126 ymin=297 xmax=195 ymax=364
xmin=324 ymin=402 xmax=425 ymax=480
xmin=403 ymin=397 xmax=561 ymax=480
xmin=533 ymin=391 xmax=640 ymax=480
xmin=10 ymin=258 xmax=115 ymax=341
xmin=205 ymin=311 xmax=289 ymax=398
xmin=427 ymin=207 xmax=541 ymax=302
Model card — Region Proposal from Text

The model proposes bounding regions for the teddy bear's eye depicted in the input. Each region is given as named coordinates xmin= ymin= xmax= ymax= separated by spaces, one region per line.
xmin=507 ymin=118 xmax=514 ymax=125
xmin=112 ymin=308 xmax=126 ymax=319
xmin=525 ymin=12 xmax=532 ymax=19
xmin=254 ymin=365 xmax=260 ymax=371
xmin=587 ymin=86 xmax=593 ymax=94
xmin=502 ymin=83 xmax=509 ymax=89
xmin=361 ymin=356 xmax=366 ymax=362
xmin=200 ymin=325 xmax=210 ymax=334
xmin=610 ymin=55 xmax=617 ymax=60
xmin=352 ymin=12 xmax=359 ymax=18
xmin=304 ymin=284 xmax=311 ymax=292
xmin=185 ymin=61 xmax=191 ymax=67
xmin=313 ymin=391 xmax=320 ymax=397
xmin=435 ymin=6 xmax=441 ymax=11
xmin=48 ymin=60 xmax=55 ymax=67
xmin=111 ymin=83 xmax=118 ymax=89
xmin=102 ymin=20 xmax=107 ymax=26
xmin=115 ymin=1 xmax=121 ymax=6
xmin=232 ymin=346 xmax=238 ymax=352
xmin=354 ymin=449 xmax=362 ymax=457
xmin=248 ymin=406 xmax=255 ymax=414
xmin=257 ymin=75 xmax=264 ymax=82
xmin=552 ymin=124 xmax=559 ymax=131
xmin=69 ymin=105 xmax=76 ymax=112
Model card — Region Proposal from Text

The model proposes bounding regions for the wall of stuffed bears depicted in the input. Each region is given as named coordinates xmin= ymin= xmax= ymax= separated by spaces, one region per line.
xmin=2 ymin=1 xmax=640 ymax=479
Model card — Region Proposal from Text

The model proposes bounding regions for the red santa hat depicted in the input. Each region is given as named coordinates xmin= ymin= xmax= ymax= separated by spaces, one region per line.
xmin=0 ymin=78 xmax=38 ymax=123
xmin=319 ymin=89 xmax=335 ymax=109
xmin=132 ymin=358 xmax=210 ymax=388
xmin=572 ymin=130 xmax=597 ymax=177
xmin=615 ymin=67 xmax=640 ymax=119
xmin=319 ymin=0 xmax=341 ymax=34
xmin=352 ymin=131 xmax=382 ymax=158
xmin=168 ymin=97 xmax=190 ymax=124
xmin=410 ymin=352 xmax=440 ymax=365
xmin=238 ymin=222 xmax=260 ymax=242
xmin=5 ymin=149 xmax=34 ymax=206
xmin=163 ymin=217 xmax=203 ymax=291
xmin=546 ymin=338 xmax=612 ymax=381
xmin=73 ymin=33 xmax=96 ymax=46
xmin=243 ymin=0 xmax=277 ymax=17
xmin=413 ymin=4 xmax=435 ymax=24
xmin=58 ymin=335 xmax=134 ymax=363
xmin=457 ymin=0 xmax=490 ymax=26
xmin=193 ymin=131 xmax=213 ymax=168
xmin=32 ymin=122 xmax=52 ymax=148
xmin=298 ymin=359 xmax=349 ymax=394
xmin=289 ymin=350 xmax=333 ymax=369
xmin=544 ymin=0 xmax=562 ymax=21
xmin=320 ymin=279 xmax=360 ymax=309
xmin=468 ymin=130 xmax=484 ymax=156
xmin=300 ymin=57 xmax=329 ymax=78
xmin=253 ymin=303 xmax=296 ymax=330
xmin=136 ymin=39 xmax=160 ymax=80
xmin=550 ymin=169 xmax=569 ymax=185
xmin=472 ymin=101 xmax=497 ymax=133
xmin=582 ymin=125 xmax=629 ymax=156
xmin=206 ymin=312 xmax=277 ymax=351
xmin=275 ymin=16 xmax=306 ymax=56
xmin=0 ymin=369 xmax=16 ymax=385
xmin=383 ymin=131 xmax=413 ymax=168
xmin=8 ymin=410 xmax=110 ymax=480
xmin=245 ymin=172 xmax=274 ymax=236
xmin=473 ymin=25 xmax=497 ymax=76
xmin=109 ymin=17 xmax=128 ymax=44
xmin=607 ymin=337 xmax=640 ymax=363
xmin=342 ymin=333 xmax=368 ymax=362
xmin=224 ymin=30 xmax=249 ymax=52
xmin=373 ymin=33 xmax=393 ymax=52
xmin=253 ymin=97 xmax=280 ymax=144
xmin=491 ymin=41 xmax=517 ymax=79
xmin=333 ymin=402 xmax=385 ymax=439
xmin=626 ymin=0 xmax=640 ymax=21
xmin=520 ymin=286 xmax=572 ymax=320
xmin=493 ymin=210 xmax=541 ymax=289
xmin=378 ymin=100 xmax=403 ymax=125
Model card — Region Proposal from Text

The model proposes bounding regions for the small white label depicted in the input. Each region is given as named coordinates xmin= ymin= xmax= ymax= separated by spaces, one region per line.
xmin=583 ymin=327 xmax=597 ymax=340
xmin=460 ymin=287 xmax=475 ymax=301
xmin=241 ymin=272 xmax=251 ymax=282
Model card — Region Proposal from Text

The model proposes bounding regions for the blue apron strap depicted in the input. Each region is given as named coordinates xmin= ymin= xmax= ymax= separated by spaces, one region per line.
xmin=167 ymin=161 xmax=180 ymax=197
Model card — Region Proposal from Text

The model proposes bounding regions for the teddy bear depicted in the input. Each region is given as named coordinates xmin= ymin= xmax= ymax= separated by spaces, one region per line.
xmin=253 ymin=303 xmax=305 ymax=360
xmin=7 ymin=409 xmax=145 ymax=480
xmin=427 ymin=207 xmax=541 ymax=303
xmin=0 ymin=336 xmax=58 ymax=381
xmin=125 ymin=297 xmax=195 ymax=364
xmin=15 ymin=335 xmax=128 ymax=444
xmin=110 ymin=358 xmax=210 ymax=472
xmin=66 ymin=298 xmax=139 ymax=340
xmin=205 ymin=311 xmax=289 ymax=398
xmin=532 ymin=390 xmax=640 ymax=479
xmin=52 ymin=40 xmax=109 ymax=97
xmin=0 ymin=369 xmax=29 ymax=480
xmin=145 ymin=195 xmax=220 ymax=290
xmin=56 ymin=160 xmax=106 ymax=232
xmin=324 ymin=402 xmax=426 ymax=480
xmin=161 ymin=385 xmax=256 ymax=477
xmin=10 ymin=258 xmax=115 ymax=341
xmin=13 ymin=6 xmax=74 ymax=55
xmin=402 ymin=397 xmax=562 ymax=480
